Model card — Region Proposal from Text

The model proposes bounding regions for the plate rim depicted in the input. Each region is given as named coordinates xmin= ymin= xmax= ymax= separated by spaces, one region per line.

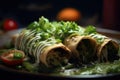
xmin=0 ymin=64 xmax=120 ymax=79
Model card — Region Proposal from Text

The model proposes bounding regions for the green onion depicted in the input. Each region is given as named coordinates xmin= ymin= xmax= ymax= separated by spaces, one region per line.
xmin=22 ymin=61 xmax=38 ymax=72
xmin=14 ymin=52 xmax=23 ymax=59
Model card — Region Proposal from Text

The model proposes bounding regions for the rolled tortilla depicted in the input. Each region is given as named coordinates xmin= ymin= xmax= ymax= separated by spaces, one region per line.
xmin=15 ymin=30 xmax=71 ymax=67
xmin=97 ymin=38 xmax=119 ymax=62
xmin=89 ymin=33 xmax=119 ymax=62
xmin=64 ymin=34 xmax=97 ymax=64
xmin=39 ymin=43 xmax=71 ymax=67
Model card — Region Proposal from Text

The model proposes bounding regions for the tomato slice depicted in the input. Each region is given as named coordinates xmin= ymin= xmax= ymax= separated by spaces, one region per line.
xmin=0 ymin=50 xmax=25 ymax=66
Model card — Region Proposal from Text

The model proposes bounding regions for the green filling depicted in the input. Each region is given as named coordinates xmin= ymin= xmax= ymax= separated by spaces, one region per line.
xmin=77 ymin=39 xmax=96 ymax=63
xmin=47 ymin=48 xmax=69 ymax=67
xmin=107 ymin=42 xmax=119 ymax=61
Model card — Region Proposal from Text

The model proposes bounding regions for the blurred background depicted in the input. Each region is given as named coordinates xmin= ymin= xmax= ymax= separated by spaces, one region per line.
xmin=0 ymin=0 xmax=120 ymax=32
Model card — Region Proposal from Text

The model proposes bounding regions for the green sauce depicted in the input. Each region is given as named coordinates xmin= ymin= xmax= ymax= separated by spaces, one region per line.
xmin=58 ymin=60 xmax=120 ymax=76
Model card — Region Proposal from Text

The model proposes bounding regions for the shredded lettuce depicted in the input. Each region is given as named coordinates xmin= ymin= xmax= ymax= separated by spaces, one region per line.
xmin=26 ymin=17 xmax=108 ymax=44
xmin=84 ymin=25 xmax=97 ymax=35
xmin=83 ymin=25 xmax=107 ymax=43
xmin=26 ymin=16 xmax=84 ymax=41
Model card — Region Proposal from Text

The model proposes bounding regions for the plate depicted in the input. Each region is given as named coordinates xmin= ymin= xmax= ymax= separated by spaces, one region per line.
xmin=0 ymin=64 xmax=120 ymax=80
xmin=0 ymin=28 xmax=120 ymax=80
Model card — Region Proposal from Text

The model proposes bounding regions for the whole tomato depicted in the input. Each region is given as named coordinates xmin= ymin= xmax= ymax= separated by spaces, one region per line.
xmin=3 ymin=18 xmax=18 ymax=31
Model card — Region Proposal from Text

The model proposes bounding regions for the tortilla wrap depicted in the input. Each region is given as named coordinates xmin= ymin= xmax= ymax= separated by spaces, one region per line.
xmin=64 ymin=34 xmax=97 ymax=64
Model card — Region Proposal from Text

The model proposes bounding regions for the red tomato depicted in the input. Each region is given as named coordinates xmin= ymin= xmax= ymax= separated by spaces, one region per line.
xmin=0 ymin=50 xmax=25 ymax=66
xmin=3 ymin=19 xmax=18 ymax=31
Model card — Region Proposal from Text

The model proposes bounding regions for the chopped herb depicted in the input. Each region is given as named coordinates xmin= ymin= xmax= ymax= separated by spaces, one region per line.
xmin=84 ymin=25 xmax=97 ymax=35
xmin=14 ymin=52 xmax=23 ymax=59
